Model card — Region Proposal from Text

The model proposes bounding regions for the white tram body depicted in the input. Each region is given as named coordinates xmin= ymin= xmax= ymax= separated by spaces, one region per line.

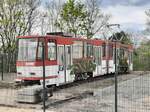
xmin=16 ymin=33 xmax=133 ymax=86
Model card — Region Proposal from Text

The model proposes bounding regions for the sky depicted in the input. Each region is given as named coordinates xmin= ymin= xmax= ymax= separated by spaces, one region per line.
xmin=41 ymin=0 xmax=150 ymax=35
xmin=100 ymin=0 xmax=150 ymax=33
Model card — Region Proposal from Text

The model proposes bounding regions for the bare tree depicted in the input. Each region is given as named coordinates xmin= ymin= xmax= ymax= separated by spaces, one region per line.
xmin=45 ymin=0 xmax=110 ymax=38
xmin=45 ymin=0 xmax=64 ymax=32
xmin=24 ymin=0 xmax=41 ymax=35
xmin=145 ymin=9 xmax=150 ymax=32
xmin=0 ymin=0 xmax=40 ymax=72
xmin=83 ymin=0 xmax=110 ymax=38
xmin=0 ymin=0 xmax=40 ymax=52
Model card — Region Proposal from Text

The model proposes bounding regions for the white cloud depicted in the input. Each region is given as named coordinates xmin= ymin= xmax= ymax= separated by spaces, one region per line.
xmin=102 ymin=4 xmax=150 ymax=31
xmin=103 ymin=5 xmax=148 ymax=24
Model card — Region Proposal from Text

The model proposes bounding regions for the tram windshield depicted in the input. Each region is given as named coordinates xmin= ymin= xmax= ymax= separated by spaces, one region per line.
xmin=18 ymin=38 xmax=38 ymax=61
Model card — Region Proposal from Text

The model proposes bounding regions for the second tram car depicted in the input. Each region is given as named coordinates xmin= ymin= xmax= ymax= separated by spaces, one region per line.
xmin=16 ymin=33 xmax=133 ymax=86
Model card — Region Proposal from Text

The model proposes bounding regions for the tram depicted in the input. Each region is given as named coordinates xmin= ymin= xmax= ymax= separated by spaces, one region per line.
xmin=16 ymin=32 xmax=133 ymax=86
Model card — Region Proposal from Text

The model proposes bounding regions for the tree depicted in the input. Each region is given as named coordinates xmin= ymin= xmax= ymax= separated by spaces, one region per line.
xmin=83 ymin=0 xmax=110 ymax=38
xmin=0 ymin=0 xmax=40 ymax=52
xmin=145 ymin=9 xmax=150 ymax=33
xmin=24 ymin=0 xmax=41 ymax=35
xmin=133 ymin=40 xmax=150 ymax=71
xmin=55 ymin=0 xmax=87 ymax=37
xmin=46 ymin=0 xmax=64 ymax=32
xmin=55 ymin=0 xmax=110 ymax=38
xmin=0 ymin=0 xmax=40 ymax=72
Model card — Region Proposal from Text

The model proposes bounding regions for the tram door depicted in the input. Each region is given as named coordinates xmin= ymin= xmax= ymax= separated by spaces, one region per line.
xmin=58 ymin=45 xmax=65 ymax=84
xmin=65 ymin=45 xmax=73 ymax=82
xmin=94 ymin=46 xmax=102 ymax=76
xmin=98 ymin=47 xmax=102 ymax=75
xmin=58 ymin=45 xmax=73 ymax=84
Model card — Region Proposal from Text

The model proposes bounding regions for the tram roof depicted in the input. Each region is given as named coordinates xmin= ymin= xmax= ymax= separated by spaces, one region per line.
xmin=17 ymin=35 xmax=133 ymax=49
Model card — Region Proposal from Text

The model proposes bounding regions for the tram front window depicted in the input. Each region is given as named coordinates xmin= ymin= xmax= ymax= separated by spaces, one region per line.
xmin=18 ymin=38 xmax=38 ymax=61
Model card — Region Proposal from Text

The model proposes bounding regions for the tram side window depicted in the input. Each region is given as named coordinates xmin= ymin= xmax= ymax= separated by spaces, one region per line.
xmin=124 ymin=50 xmax=128 ymax=58
xmin=109 ymin=44 xmax=113 ymax=58
xmin=87 ymin=43 xmax=93 ymax=57
xmin=102 ymin=44 xmax=106 ymax=57
xmin=130 ymin=52 xmax=133 ymax=64
xmin=94 ymin=47 xmax=101 ymax=65
xmin=72 ymin=41 xmax=83 ymax=59
xmin=66 ymin=46 xmax=71 ymax=68
xmin=37 ymin=41 xmax=43 ymax=60
xmin=129 ymin=51 xmax=132 ymax=65
xmin=114 ymin=49 xmax=120 ymax=64
xmin=120 ymin=48 xmax=125 ymax=59
xmin=83 ymin=42 xmax=87 ymax=58
xmin=48 ymin=41 xmax=56 ymax=60
xmin=58 ymin=46 xmax=64 ymax=65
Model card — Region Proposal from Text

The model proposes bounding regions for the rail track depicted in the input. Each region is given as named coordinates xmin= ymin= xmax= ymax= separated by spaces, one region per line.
xmin=55 ymin=71 xmax=149 ymax=91
xmin=55 ymin=73 xmax=115 ymax=90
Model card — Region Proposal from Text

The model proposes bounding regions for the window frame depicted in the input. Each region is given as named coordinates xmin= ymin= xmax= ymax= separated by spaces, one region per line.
xmin=87 ymin=43 xmax=94 ymax=58
xmin=36 ymin=38 xmax=43 ymax=61
xmin=94 ymin=46 xmax=101 ymax=65
xmin=47 ymin=40 xmax=57 ymax=61
xmin=102 ymin=43 xmax=106 ymax=58
xmin=72 ymin=41 xmax=83 ymax=59
xmin=108 ymin=44 xmax=113 ymax=58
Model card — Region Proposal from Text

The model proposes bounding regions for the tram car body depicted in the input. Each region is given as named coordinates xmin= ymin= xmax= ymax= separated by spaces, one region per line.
xmin=16 ymin=33 xmax=133 ymax=86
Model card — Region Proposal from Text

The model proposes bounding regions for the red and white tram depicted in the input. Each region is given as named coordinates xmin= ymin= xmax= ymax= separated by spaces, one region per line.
xmin=16 ymin=33 xmax=133 ymax=86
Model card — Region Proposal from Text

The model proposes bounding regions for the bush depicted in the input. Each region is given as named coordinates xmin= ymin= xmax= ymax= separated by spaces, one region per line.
xmin=70 ymin=59 xmax=96 ymax=75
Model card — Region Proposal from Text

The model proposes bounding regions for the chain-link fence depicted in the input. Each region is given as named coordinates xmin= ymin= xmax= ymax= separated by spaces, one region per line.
xmin=94 ymin=44 xmax=150 ymax=112
xmin=115 ymin=44 xmax=150 ymax=112
xmin=0 ymin=42 xmax=150 ymax=112
xmin=0 ymin=52 xmax=17 ymax=81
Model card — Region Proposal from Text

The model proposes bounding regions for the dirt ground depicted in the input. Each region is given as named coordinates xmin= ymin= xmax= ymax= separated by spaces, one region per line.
xmin=0 ymin=107 xmax=35 ymax=112
xmin=0 ymin=107 xmax=55 ymax=112
xmin=0 ymin=71 xmax=149 ymax=112
xmin=0 ymin=73 xmax=16 ymax=82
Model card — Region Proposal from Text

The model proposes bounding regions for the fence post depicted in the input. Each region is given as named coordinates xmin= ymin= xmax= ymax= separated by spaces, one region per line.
xmin=114 ymin=41 xmax=118 ymax=112
xmin=1 ymin=54 xmax=3 ymax=81
xmin=42 ymin=41 xmax=46 ymax=112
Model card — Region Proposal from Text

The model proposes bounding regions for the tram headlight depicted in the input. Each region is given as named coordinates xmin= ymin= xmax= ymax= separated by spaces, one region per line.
xmin=30 ymin=72 xmax=36 ymax=75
